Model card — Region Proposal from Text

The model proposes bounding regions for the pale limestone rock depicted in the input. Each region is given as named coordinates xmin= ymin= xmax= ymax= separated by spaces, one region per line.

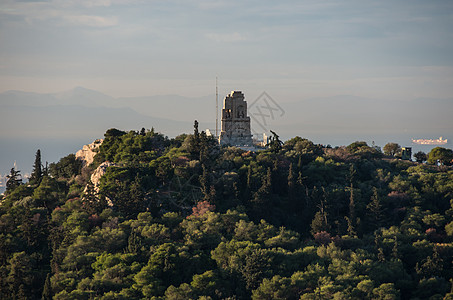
xmin=76 ymin=139 xmax=103 ymax=167
xmin=90 ymin=161 xmax=115 ymax=188
xmin=86 ymin=161 xmax=116 ymax=206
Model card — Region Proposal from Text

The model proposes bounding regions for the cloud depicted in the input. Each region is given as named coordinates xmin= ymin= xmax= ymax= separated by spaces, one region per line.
xmin=63 ymin=15 xmax=118 ymax=27
xmin=0 ymin=0 xmax=121 ymax=26
xmin=205 ymin=32 xmax=246 ymax=43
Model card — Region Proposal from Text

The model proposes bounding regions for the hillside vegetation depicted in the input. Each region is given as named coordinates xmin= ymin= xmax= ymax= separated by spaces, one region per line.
xmin=1 ymin=125 xmax=453 ymax=299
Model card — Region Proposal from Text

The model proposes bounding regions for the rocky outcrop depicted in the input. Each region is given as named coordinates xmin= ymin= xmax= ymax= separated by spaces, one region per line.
xmin=76 ymin=139 xmax=103 ymax=167
xmin=90 ymin=161 xmax=115 ymax=188
xmin=86 ymin=161 xmax=116 ymax=206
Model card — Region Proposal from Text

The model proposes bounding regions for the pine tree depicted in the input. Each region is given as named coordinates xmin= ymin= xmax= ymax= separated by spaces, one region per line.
xmin=268 ymin=130 xmax=283 ymax=153
xmin=415 ymin=247 xmax=444 ymax=278
xmin=82 ymin=180 xmax=106 ymax=215
xmin=311 ymin=188 xmax=330 ymax=234
xmin=311 ymin=211 xmax=330 ymax=234
xmin=29 ymin=149 xmax=43 ymax=185
xmin=127 ymin=231 xmax=142 ymax=254
xmin=6 ymin=167 xmax=22 ymax=195
xmin=367 ymin=187 xmax=385 ymax=228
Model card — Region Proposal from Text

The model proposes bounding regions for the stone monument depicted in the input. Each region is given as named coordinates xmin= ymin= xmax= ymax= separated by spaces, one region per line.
xmin=219 ymin=91 xmax=253 ymax=146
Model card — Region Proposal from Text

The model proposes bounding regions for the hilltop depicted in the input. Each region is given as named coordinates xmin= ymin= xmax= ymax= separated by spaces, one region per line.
xmin=1 ymin=127 xmax=452 ymax=299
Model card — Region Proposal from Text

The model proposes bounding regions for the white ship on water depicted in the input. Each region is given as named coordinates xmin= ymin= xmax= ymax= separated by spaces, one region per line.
xmin=412 ymin=136 xmax=448 ymax=145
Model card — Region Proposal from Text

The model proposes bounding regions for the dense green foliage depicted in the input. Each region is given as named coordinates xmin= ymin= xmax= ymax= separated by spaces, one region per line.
xmin=1 ymin=128 xmax=453 ymax=299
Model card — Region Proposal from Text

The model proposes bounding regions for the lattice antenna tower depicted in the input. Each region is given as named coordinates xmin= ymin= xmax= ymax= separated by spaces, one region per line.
xmin=215 ymin=76 xmax=219 ymax=137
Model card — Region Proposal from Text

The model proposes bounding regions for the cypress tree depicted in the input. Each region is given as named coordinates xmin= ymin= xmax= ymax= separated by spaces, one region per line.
xmin=346 ymin=183 xmax=357 ymax=236
xmin=246 ymin=164 xmax=252 ymax=189
xmin=200 ymin=164 xmax=209 ymax=201
xmin=367 ymin=187 xmax=385 ymax=228
xmin=243 ymin=164 xmax=252 ymax=203
xmin=287 ymin=163 xmax=296 ymax=205
xmin=189 ymin=120 xmax=201 ymax=159
xmin=30 ymin=149 xmax=43 ymax=185
xmin=252 ymin=167 xmax=272 ymax=217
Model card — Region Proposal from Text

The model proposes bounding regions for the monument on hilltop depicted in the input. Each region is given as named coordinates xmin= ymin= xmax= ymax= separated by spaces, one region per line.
xmin=218 ymin=91 xmax=253 ymax=146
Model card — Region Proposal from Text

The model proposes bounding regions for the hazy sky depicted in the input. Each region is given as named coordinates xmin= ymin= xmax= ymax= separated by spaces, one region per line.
xmin=1 ymin=0 xmax=453 ymax=101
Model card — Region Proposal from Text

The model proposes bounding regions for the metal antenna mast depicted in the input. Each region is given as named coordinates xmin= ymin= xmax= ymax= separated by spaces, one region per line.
xmin=215 ymin=76 xmax=218 ymax=137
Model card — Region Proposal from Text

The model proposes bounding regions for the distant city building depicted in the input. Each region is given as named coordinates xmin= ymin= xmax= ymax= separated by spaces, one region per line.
xmin=219 ymin=91 xmax=253 ymax=146
xmin=261 ymin=133 xmax=269 ymax=147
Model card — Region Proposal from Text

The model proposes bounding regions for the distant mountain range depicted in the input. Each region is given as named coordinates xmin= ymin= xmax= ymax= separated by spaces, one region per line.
xmin=2 ymin=87 xmax=452 ymax=139
xmin=0 ymin=87 xmax=452 ymax=176
xmin=0 ymin=87 xmax=212 ymax=139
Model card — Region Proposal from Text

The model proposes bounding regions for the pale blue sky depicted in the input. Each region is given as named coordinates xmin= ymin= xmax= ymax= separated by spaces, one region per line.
xmin=1 ymin=0 xmax=453 ymax=101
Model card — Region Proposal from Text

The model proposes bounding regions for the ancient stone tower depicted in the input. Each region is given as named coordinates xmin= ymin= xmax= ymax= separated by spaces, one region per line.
xmin=219 ymin=91 xmax=253 ymax=146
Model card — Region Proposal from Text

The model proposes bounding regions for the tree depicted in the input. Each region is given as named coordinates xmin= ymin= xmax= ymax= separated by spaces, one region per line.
xmin=34 ymin=176 xmax=61 ymax=212
xmin=7 ymin=252 xmax=35 ymax=299
xmin=252 ymin=168 xmax=272 ymax=218
xmin=367 ymin=187 xmax=385 ymax=229
xmin=346 ymin=141 xmax=382 ymax=159
xmin=345 ymin=183 xmax=357 ymax=236
xmin=311 ymin=188 xmax=330 ymax=235
xmin=414 ymin=151 xmax=427 ymax=163
xmin=383 ymin=143 xmax=401 ymax=157
xmin=133 ymin=243 xmax=182 ymax=297
xmin=199 ymin=164 xmax=210 ymax=201
xmin=81 ymin=180 xmax=107 ymax=215
xmin=49 ymin=154 xmax=82 ymax=179
xmin=311 ymin=211 xmax=330 ymax=235
xmin=5 ymin=167 xmax=22 ymax=195
xmin=427 ymin=147 xmax=453 ymax=166
xmin=42 ymin=273 xmax=52 ymax=300
xmin=185 ymin=120 xmax=201 ymax=159
xmin=372 ymin=283 xmax=399 ymax=299
xmin=105 ymin=128 xmax=126 ymax=138
xmin=252 ymin=275 xmax=293 ymax=300
xmin=267 ymin=130 xmax=283 ymax=153
xmin=29 ymin=149 xmax=43 ymax=185
xmin=287 ymin=163 xmax=295 ymax=202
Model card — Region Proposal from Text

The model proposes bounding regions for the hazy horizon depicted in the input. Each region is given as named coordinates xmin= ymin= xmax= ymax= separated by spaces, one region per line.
xmin=0 ymin=86 xmax=451 ymax=179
